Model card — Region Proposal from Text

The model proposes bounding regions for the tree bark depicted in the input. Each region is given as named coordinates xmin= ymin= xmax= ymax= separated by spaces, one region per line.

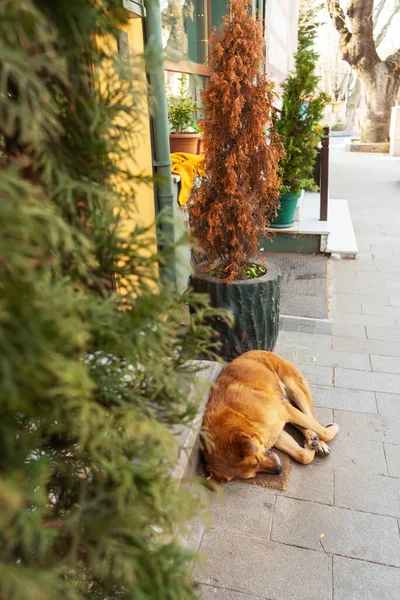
xmin=327 ymin=0 xmax=400 ymax=142
xmin=359 ymin=62 xmax=398 ymax=142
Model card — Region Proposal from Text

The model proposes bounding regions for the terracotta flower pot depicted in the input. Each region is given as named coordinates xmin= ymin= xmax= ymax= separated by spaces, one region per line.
xmin=169 ymin=133 xmax=201 ymax=154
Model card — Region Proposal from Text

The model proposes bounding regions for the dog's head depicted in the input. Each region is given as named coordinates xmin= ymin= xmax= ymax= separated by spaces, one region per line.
xmin=202 ymin=431 xmax=282 ymax=483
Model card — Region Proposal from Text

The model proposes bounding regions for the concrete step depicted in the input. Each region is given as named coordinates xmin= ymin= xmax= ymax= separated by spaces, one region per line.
xmin=263 ymin=192 xmax=358 ymax=258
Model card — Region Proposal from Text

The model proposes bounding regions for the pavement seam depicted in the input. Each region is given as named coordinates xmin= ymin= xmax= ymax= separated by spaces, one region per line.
xmin=275 ymin=494 xmax=399 ymax=519
xmin=198 ymin=582 xmax=273 ymax=599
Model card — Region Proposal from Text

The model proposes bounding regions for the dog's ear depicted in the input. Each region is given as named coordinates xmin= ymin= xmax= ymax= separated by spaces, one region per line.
xmin=234 ymin=433 xmax=258 ymax=459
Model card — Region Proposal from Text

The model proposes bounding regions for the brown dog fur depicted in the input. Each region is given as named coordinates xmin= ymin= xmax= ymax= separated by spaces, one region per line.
xmin=201 ymin=350 xmax=339 ymax=483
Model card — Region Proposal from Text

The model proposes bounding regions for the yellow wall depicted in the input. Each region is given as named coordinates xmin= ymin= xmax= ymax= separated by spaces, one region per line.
xmin=126 ymin=17 xmax=156 ymax=233
xmin=95 ymin=15 xmax=156 ymax=238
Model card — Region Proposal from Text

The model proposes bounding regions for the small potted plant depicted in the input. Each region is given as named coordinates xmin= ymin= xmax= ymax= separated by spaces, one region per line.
xmin=272 ymin=6 xmax=329 ymax=229
xmin=168 ymin=75 xmax=201 ymax=154
xmin=188 ymin=0 xmax=283 ymax=360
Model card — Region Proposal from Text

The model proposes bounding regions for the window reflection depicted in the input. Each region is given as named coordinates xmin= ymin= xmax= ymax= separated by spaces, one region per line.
xmin=161 ymin=0 xmax=208 ymax=65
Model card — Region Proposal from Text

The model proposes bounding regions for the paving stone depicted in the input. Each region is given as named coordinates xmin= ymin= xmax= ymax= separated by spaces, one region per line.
xmin=333 ymin=556 xmax=400 ymax=600
xmin=200 ymin=585 xmax=267 ymax=600
xmin=333 ymin=336 xmax=400 ymax=357
xmin=278 ymin=461 xmax=333 ymax=505
xmin=371 ymin=355 xmax=400 ymax=374
xmin=207 ymin=482 xmax=274 ymax=538
xmin=335 ymin=260 xmax=378 ymax=272
xmin=371 ymin=247 xmax=395 ymax=258
xmin=378 ymin=265 xmax=400 ymax=273
xmin=313 ymin=434 xmax=386 ymax=475
xmin=310 ymin=386 xmax=376 ymax=413
xmin=376 ymin=392 xmax=400 ymax=416
xmin=334 ymin=294 xmax=362 ymax=314
xmin=273 ymin=344 xmax=297 ymax=363
xmin=356 ymin=271 xmax=400 ymax=282
xmin=384 ymin=444 xmax=400 ymax=478
xmin=367 ymin=325 xmax=400 ymax=341
xmin=314 ymin=406 xmax=334 ymax=423
xmin=333 ymin=313 xmax=397 ymax=327
xmin=385 ymin=280 xmax=400 ymax=289
xmin=333 ymin=410 xmax=400 ymax=445
xmin=315 ymin=322 xmax=334 ymax=335
xmin=180 ymin=516 xmax=206 ymax=551
xmin=332 ymin=324 xmax=367 ymax=338
xmin=390 ymin=296 xmax=400 ymax=306
xmin=296 ymin=348 xmax=371 ymax=371
xmin=271 ymin=496 xmax=400 ymax=567
xmin=335 ymin=367 xmax=400 ymax=395
xmin=194 ymin=529 xmax=332 ymax=600
xmin=362 ymin=303 xmax=400 ymax=317
xmin=294 ymin=363 xmax=333 ymax=386
xmin=334 ymin=468 xmax=400 ymax=517
xmin=277 ymin=331 xmax=332 ymax=350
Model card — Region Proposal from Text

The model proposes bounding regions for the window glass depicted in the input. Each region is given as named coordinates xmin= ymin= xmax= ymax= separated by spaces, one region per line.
xmin=210 ymin=0 xmax=229 ymax=32
xmin=161 ymin=0 xmax=208 ymax=65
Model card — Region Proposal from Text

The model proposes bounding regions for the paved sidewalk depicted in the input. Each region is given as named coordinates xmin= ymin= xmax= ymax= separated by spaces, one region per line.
xmin=192 ymin=147 xmax=400 ymax=600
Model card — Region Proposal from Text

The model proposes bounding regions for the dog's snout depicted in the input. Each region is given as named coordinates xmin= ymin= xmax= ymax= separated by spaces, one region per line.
xmin=266 ymin=450 xmax=282 ymax=474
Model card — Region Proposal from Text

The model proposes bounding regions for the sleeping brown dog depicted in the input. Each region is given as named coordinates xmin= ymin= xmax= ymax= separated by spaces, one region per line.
xmin=201 ymin=350 xmax=339 ymax=483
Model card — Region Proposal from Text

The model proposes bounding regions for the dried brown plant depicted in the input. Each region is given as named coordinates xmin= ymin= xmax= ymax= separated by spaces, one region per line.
xmin=188 ymin=0 xmax=283 ymax=282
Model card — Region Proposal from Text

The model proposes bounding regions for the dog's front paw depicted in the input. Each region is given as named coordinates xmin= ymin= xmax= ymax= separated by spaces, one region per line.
xmin=315 ymin=441 xmax=331 ymax=457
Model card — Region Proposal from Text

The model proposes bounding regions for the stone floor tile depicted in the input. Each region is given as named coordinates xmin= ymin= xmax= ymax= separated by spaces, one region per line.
xmin=384 ymin=444 xmax=400 ymax=478
xmin=362 ymin=303 xmax=400 ymax=317
xmin=371 ymin=355 xmax=400 ymax=374
xmin=273 ymin=344 xmax=298 ymax=363
xmin=376 ymin=392 xmax=400 ymax=416
xmin=333 ymin=313 xmax=397 ymax=327
xmin=333 ymin=336 xmax=400 ymax=357
xmin=334 ymin=468 xmax=400 ymax=517
xmin=277 ymin=331 xmax=332 ymax=350
xmin=390 ymin=296 xmax=400 ymax=306
xmin=194 ymin=529 xmax=332 ymax=600
xmin=206 ymin=482 xmax=275 ymax=538
xmin=385 ymin=280 xmax=400 ymax=289
xmin=333 ymin=556 xmax=400 ymax=600
xmin=367 ymin=326 xmax=400 ymax=342
xmin=357 ymin=283 xmax=392 ymax=296
xmin=358 ymin=294 xmax=391 ymax=305
xmin=310 ymin=386 xmax=377 ymax=413
xmin=297 ymin=349 xmax=371 ymax=371
xmin=334 ymin=294 xmax=362 ymax=314
xmin=314 ymin=406 xmax=334 ymax=423
xmin=335 ymin=367 xmax=400 ymax=395
xmin=314 ymin=431 xmax=387 ymax=475
xmin=278 ymin=461 xmax=333 ymax=505
xmin=199 ymin=585 xmax=268 ymax=600
xmin=333 ymin=410 xmax=400 ymax=445
xmin=332 ymin=324 xmax=366 ymax=338
xmin=294 ymin=363 xmax=333 ymax=386
xmin=271 ymin=496 xmax=400 ymax=567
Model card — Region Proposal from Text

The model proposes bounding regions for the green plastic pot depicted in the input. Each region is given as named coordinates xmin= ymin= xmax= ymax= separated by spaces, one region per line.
xmin=270 ymin=190 xmax=301 ymax=229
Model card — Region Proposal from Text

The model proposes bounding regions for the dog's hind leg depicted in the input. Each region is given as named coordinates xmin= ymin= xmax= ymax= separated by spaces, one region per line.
xmin=284 ymin=403 xmax=339 ymax=443
xmin=274 ymin=430 xmax=315 ymax=464
xmin=279 ymin=371 xmax=335 ymax=455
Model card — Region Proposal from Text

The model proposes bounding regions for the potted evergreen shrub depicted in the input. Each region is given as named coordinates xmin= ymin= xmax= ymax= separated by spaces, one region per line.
xmin=272 ymin=6 xmax=329 ymax=229
xmin=188 ymin=0 xmax=283 ymax=361
xmin=168 ymin=74 xmax=201 ymax=154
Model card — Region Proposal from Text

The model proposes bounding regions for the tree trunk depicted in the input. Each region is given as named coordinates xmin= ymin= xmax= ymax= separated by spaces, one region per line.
xmin=346 ymin=76 xmax=361 ymax=131
xmin=358 ymin=62 xmax=399 ymax=142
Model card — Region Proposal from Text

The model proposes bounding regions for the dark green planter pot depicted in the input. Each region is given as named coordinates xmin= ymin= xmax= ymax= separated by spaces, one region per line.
xmin=190 ymin=263 xmax=281 ymax=361
xmin=270 ymin=191 xmax=301 ymax=229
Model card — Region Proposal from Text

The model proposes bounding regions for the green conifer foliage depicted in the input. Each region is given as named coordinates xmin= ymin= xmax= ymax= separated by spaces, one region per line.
xmin=0 ymin=1 xmax=218 ymax=597
xmin=274 ymin=5 xmax=329 ymax=193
